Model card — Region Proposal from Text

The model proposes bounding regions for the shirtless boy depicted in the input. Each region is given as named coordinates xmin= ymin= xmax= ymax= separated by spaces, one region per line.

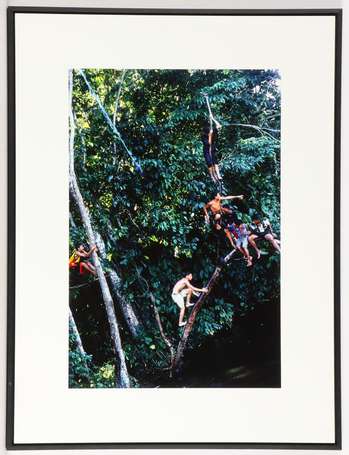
xmin=203 ymin=193 xmax=244 ymax=224
xmin=69 ymin=244 xmax=97 ymax=276
xmin=172 ymin=274 xmax=208 ymax=327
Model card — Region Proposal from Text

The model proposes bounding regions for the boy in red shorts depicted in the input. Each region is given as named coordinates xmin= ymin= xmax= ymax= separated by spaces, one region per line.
xmin=69 ymin=244 xmax=97 ymax=276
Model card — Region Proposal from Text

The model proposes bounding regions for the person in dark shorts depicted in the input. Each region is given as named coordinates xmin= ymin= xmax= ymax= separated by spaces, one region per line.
xmin=202 ymin=124 xmax=223 ymax=187
xmin=213 ymin=212 xmax=237 ymax=249
xmin=248 ymin=216 xmax=281 ymax=258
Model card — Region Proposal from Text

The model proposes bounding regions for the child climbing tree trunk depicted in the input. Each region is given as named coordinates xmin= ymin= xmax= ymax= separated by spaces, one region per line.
xmin=69 ymin=70 xmax=130 ymax=388
xmin=172 ymin=249 xmax=236 ymax=375
xmin=94 ymin=230 xmax=141 ymax=338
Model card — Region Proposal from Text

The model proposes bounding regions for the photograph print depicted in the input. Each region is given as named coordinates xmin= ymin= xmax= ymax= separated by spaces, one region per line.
xmin=68 ymin=68 xmax=281 ymax=389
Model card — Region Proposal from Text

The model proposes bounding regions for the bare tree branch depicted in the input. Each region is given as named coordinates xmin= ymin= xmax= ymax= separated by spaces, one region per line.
xmin=225 ymin=123 xmax=280 ymax=141
xmin=150 ymin=293 xmax=175 ymax=376
xmin=113 ymin=69 xmax=127 ymax=126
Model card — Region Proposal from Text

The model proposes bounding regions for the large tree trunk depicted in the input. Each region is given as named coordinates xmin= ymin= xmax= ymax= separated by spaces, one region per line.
xmin=69 ymin=308 xmax=89 ymax=372
xmin=172 ymin=250 xmax=236 ymax=375
xmin=94 ymin=231 xmax=141 ymax=338
xmin=69 ymin=70 xmax=130 ymax=388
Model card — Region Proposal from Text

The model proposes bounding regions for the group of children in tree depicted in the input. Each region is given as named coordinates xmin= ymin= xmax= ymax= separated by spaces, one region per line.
xmin=172 ymin=193 xmax=281 ymax=326
xmin=204 ymin=193 xmax=281 ymax=267
xmin=171 ymin=123 xmax=280 ymax=326
xmin=69 ymin=121 xmax=280 ymax=328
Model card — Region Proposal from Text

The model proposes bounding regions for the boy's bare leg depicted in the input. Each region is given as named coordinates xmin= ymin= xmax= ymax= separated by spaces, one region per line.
xmin=212 ymin=166 xmax=219 ymax=182
xmin=208 ymin=166 xmax=217 ymax=183
xmin=224 ymin=229 xmax=236 ymax=250
xmin=88 ymin=262 xmax=97 ymax=275
xmin=82 ymin=262 xmax=97 ymax=275
xmin=248 ymin=235 xmax=261 ymax=259
xmin=265 ymin=233 xmax=281 ymax=252
xmin=242 ymin=247 xmax=253 ymax=267
xmin=186 ymin=288 xmax=194 ymax=307
xmin=178 ymin=306 xmax=186 ymax=326
xmin=214 ymin=165 xmax=222 ymax=180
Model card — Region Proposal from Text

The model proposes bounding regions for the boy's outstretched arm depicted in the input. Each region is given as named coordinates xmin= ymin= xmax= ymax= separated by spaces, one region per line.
xmin=76 ymin=250 xmax=88 ymax=258
xmin=84 ymin=245 xmax=97 ymax=257
xmin=224 ymin=229 xmax=236 ymax=248
xmin=185 ymin=279 xmax=208 ymax=293
xmin=203 ymin=203 xmax=210 ymax=222
xmin=221 ymin=195 xmax=244 ymax=201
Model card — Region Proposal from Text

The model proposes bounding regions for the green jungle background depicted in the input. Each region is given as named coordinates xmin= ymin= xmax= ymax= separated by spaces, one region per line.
xmin=69 ymin=69 xmax=280 ymax=388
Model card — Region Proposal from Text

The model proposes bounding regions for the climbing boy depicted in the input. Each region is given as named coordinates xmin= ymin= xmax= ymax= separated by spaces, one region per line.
xmin=248 ymin=216 xmax=281 ymax=258
xmin=203 ymin=193 xmax=244 ymax=224
xmin=69 ymin=244 xmax=98 ymax=276
xmin=172 ymin=274 xmax=208 ymax=327
xmin=202 ymin=124 xmax=223 ymax=187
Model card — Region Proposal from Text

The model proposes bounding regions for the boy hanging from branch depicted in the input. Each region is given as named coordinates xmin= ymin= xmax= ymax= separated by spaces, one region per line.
xmin=202 ymin=123 xmax=223 ymax=188
xmin=202 ymin=93 xmax=223 ymax=190
xmin=69 ymin=244 xmax=98 ymax=276
xmin=172 ymin=273 xmax=208 ymax=327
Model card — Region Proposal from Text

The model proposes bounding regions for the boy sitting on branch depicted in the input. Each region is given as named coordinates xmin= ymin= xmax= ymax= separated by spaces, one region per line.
xmin=248 ymin=215 xmax=281 ymax=258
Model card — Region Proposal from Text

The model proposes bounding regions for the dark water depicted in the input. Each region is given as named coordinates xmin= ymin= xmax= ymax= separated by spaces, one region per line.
xmin=140 ymin=301 xmax=281 ymax=388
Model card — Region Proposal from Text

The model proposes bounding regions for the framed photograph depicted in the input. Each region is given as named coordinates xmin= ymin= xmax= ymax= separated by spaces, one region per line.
xmin=7 ymin=7 xmax=341 ymax=450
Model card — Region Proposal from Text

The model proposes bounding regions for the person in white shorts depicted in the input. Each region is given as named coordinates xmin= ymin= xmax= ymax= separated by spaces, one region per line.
xmin=229 ymin=220 xmax=252 ymax=267
xmin=172 ymin=273 xmax=208 ymax=327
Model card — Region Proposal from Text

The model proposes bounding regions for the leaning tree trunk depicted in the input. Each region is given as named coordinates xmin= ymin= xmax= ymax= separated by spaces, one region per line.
xmin=94 ymin=231 xmax=141 ymax=338
xmin=172 ymin=249 xmax=236 ymax=375
xmin=69 ymin=70 xmax=130 ymax=388
xmin=69 ymin=308 xmax=89 ymax=373
xmin=150 ymin=293 xmax=175 ymax=375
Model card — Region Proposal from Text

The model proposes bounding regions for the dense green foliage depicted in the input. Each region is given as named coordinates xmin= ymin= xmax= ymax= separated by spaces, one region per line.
xmin=69 ymin=69 xmax=280 ymax=388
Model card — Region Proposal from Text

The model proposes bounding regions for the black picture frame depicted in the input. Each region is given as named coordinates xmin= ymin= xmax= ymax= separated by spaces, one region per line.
xmin=6 ymin=7 xmax=342 ymax=451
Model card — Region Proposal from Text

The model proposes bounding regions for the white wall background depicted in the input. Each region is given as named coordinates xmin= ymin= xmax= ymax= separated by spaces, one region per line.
xmin=0 ymin=0 xmax=347 ymax=454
